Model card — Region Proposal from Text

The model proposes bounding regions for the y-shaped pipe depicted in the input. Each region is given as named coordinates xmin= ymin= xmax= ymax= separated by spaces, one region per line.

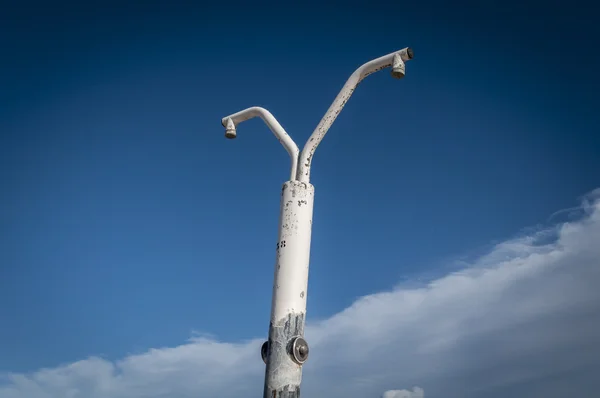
xmin=296 ymin=47 xmax=414 ymax=182
xmin=221 ymin=107 xmax=299 ymax=181
xmin=220 ymin=46 xmax=414 ymax=398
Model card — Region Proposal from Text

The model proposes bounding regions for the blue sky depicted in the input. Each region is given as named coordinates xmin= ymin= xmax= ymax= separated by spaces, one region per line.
xmin=1 ymin=1 xmax=599 ymax=397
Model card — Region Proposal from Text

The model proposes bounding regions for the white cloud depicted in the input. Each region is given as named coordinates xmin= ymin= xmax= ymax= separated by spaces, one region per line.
xmin=2 ymin=190 xmax=600 ymax=398
xmin=382 ymin=387 xmax=424 ymax=398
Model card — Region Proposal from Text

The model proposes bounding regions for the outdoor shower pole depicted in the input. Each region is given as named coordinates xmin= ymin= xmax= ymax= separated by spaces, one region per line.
xmin=220 ymin=47 xmax=413 ymax=398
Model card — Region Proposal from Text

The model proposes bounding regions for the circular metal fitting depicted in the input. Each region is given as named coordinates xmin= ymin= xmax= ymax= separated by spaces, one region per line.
xmin=290 ymin=337 xmax=309 ymax=365
xmin=261 ymin=341 xmax=269 ymax=364
xmin=224 ymin=128 xmax=237 ymax=139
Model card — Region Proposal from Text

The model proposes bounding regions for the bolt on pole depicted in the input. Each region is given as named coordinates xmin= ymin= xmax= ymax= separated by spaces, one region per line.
xmin=219 ymin=47 xmax=413 ymax=398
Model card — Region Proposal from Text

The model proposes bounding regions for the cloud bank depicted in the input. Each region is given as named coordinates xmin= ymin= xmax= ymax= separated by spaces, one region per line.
xmin=2 ymin=190 xmax=600 ymax=398
xmin=382 ymin=387 xmax=424 ymax=398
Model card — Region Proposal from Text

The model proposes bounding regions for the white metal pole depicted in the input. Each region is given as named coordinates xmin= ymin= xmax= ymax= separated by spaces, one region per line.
xmin=219 ymin=47 xmax=413 ymax=398
xmin=263 ymin=179 xmax=314 ymax=396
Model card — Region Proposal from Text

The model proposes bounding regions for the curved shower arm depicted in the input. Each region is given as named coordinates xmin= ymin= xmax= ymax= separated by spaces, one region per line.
xmin=296 ymin=47 xmax=413 ymax=183
xmin=221 ymin=107 xmax=300 ymax=181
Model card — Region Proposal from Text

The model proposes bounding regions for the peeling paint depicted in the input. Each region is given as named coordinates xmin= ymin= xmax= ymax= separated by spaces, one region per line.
xmin=263 ymin=312 xmax=305 ymax=398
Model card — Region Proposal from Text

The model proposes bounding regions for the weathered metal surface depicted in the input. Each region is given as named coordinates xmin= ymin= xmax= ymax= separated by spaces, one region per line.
xmin=224 ymin=117 xmax=237 ymax=139
xmin=271 ymin=181 xmax=314 ymax=321
xmin=296 ymin=47 xmax=414 ymax=183
xmin=263 ymin=181 xmax=314 ymax=397
xmin=221 ymin=107 xmax=300 ymax=180
xmin=263 ymin=313 xmax=305 ymax=398
xmin=391 ymin=53 xmax=406 ymax=79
